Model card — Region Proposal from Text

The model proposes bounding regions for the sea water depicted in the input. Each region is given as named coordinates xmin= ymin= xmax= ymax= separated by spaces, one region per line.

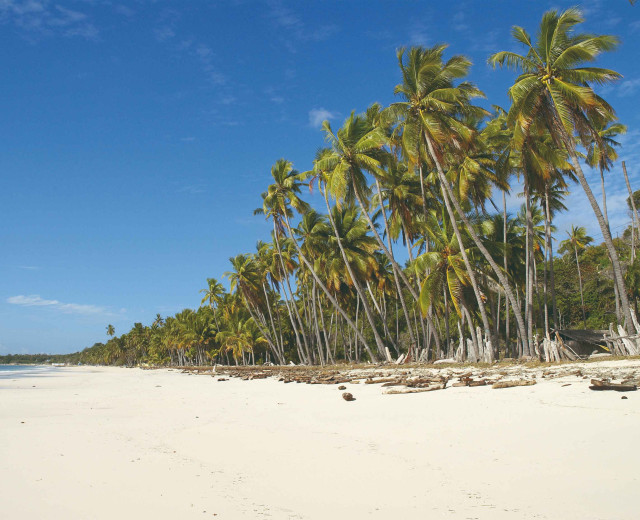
xmin=0 ymin=365 xmax=56 ymax=379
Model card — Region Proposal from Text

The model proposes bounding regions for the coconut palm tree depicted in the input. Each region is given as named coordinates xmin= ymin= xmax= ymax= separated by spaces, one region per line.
xmin=224 ymin=253 xmax=285 ymax=363
xmin=106 ymin=324 xmax=115 ymax=338
xmin=586 ymin=119 xmax=627 ymax=228
xmin=489 ymin=7 xmax=637 ymax=333
xmin=200 ymin=277 xmax=225 ymax=329
xmin=315 ymin=113 xmax=424 ymax=358
xmin=415 ymin=212 xmax=474 ymax=356
xmin=386 ymin=44 xmax=526 ymax=355
xmin=260 ymin=158 xmax=379 ymax=362
xmin=560 ymin=226 xmax=593 ymax=328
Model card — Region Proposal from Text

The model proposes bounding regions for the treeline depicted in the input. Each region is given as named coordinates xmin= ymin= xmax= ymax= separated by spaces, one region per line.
xmin=0 ymin=353 xmax=80 ymax=365
xmin=69 ymin=8 xmax=640 ymax=366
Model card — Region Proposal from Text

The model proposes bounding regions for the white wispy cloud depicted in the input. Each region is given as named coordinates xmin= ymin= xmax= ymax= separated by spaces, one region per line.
xmin=114 ymin=5 xmax=135 ymax=18
xmin=0 ymin=0 xmax=98 ymax=40
xmin=452 ymin=12 xmax=469 ymax=33
xmin=7 ymin=295 xmax=108 ymax=315
xmin=153 ymin=11 xmax=227 ymax=88
xmin=178 ymin=184 xmax=205 ymax=195
xmin=308 ymin=108 xmax=338 ymax=128
xmin=267 ymin=0 xmax=338 ymax=51
xmin=617 ymin=78 xmax=640 ymax=97
xmin=18 ymin=265 xmax=39 ymax=270
xmin=408 ymin=21 xmax=429 ymax=46
xmin=154 ymin=25 xmax=175 ymax=42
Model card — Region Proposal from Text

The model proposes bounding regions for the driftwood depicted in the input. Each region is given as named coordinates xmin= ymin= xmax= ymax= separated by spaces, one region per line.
xmin=492 ymin=380 xmax=536 ymax=389
xmin=589 ymin=379 xmax=637 ymax=392
xmin=384 ymin=384 xmax=446 ymax=395
xmin=365 ymin=377 xmax=399 ymax=385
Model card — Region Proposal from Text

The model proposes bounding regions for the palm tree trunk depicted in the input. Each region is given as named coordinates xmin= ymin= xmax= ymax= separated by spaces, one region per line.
xmin=262 ymin=282 xmax=285 ymax=362
xmin=623 ymin=162 xmax=638 ymax=261
xmin=598 ymin=164 xmax=622 ymax=324
xmin=542 ymin=201 xmax=550 ymax=338
xmin=370 ymin=178 xmax=418 ymax=350
xmin=353 ymin=178 xmax=440 ymax=352
xmin=366 ymin=281 xmax=397 ymax=352
xmin=281 ymin=212 xmax=378 ymax=362
xmin=544 ymin=188 xmax=558 ymax=330
xmin=323 ymin=189 xmax=388 ymax=361
xmin=525 ymin=179 xmax=535 ymax=351
xmin=503 ymin=191 xmax=510 ymax=357
xmin=272 ymin=223 xmax=309 ymax=363
xmin=575 ymin=245 xmax=587 ymax=329
xmin=551 ymin=110 xmax=636 ymax=333
xmin=443 ymin=284 xmax=451 ymax=356
xmin=405 ymin=232 xmax=440 ymax=352
xmin=310 ymin=281 xmax=325 ymax=365
xmin=425 ymin=132 xmax=529 ymax=355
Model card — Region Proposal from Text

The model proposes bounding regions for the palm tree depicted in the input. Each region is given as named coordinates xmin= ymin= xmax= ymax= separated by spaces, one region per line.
xmin=106 ymin=324 xmax=115 ymax=338
xmin=586 ymin=119 xmax=627 ymax=228
xmin=259 ymin=158 xmax=379 ymax=362
xmin=200 ymin=277 xmax=225 ymax=329
xmin=415 ymin=211 xmax=477 ymax=358
xmin=224 ymin=253 xmax=285 ymax=363
xmin=489 ymin=7 xmax=637 ymax=334
xmin=386 ymin=44 xmax=527 ymax=355
xmin=315 ymin=112 xmax=421 ymax=360
xmin=322 ymin=197 xmax=389 ymax=361
xmin=559 ymin=226 xmax=593 ymax=328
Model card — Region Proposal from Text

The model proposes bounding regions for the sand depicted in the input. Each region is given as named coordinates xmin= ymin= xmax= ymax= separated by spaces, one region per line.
xmin=1 ymin=362 xmax=639 ymax=519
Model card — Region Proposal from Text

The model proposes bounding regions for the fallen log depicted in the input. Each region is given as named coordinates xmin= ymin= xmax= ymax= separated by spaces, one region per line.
xmin=492 ymin=380 xmax=536 ymax=389
xmin=384 ymin=384 xmax=446 ymax=395
xmin=365 ymin=377 xmax=399 ymax=385
xmin=589 ymin=379 xmax=637 ymax=392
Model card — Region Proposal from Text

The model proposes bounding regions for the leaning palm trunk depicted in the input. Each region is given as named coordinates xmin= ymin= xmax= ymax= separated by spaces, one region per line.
xmin=425 ymin=133 xmax=529 ymax=355
xmin=281 ymin=212 xmax=379 ymax=362
xmin=239 ymin=292 xmax=284 ymax=364
xmin=574 ymin=245 xmax=587 ymax=329
xmin=323 ymin=189 xmax=389 ymax=361
xmin=566 ymin=151 xmax=636 ymax=333
xmin=272 ymin=223 xmax=310 ymax=363
xmin=600 ymin=164 xmax=622 ymax=323
xmin=419 ymin=140 xmax=493 ymax=354
xmin=548 ymin=103 xmax=636 ymax=333
xmin=262 ymin=282 xmax=286 ymax=362
xmin=366 ymin=281 xmax=397 ymax=354
xmin=353 ymin=178 xmax=441 ymax=354
xmin=437 ymin=179 xmax=494 ymax=355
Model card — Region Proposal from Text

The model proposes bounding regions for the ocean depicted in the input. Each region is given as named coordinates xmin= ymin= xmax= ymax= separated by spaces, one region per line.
xmin=0 ymin=365 xmax=56 ymax=378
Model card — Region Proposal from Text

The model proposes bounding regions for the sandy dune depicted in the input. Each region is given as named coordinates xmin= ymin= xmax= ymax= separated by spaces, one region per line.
xmin=1 ymin=363 xmax=638 ymax=519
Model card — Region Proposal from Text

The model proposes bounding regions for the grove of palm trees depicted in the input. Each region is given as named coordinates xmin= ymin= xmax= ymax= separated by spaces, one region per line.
xmin=77 ymin=8 xmax=640 ymax=368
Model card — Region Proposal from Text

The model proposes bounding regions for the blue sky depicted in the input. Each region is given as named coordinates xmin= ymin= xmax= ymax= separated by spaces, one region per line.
xmin=1 ymin=0 xmax=639 ymax=354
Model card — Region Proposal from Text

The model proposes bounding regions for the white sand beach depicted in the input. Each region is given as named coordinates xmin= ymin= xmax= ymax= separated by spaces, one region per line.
xmin=1 ymin=363 xmax=639 ymax=519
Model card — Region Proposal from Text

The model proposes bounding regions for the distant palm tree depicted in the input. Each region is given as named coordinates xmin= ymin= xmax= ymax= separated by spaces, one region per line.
xmin=586 ymin=119 xmax=626 ymax=229
xmin=106 ymin=324 xmax=115 ymax=337
xmin=560 ymin=226 xmax=593 ymax=329
xmin=199 ymin=277 xmax=225 ymax=329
